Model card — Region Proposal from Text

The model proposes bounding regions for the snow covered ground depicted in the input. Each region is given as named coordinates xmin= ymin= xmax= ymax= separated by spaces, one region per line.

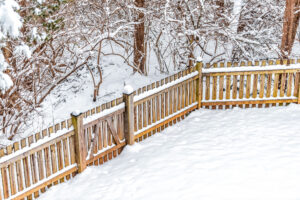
xmin=39 ymin=104 xmax=300 ymax=200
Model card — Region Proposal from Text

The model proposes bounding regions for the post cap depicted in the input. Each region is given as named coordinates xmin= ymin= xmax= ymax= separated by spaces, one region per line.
xmin=196 ymin=56 xmax=203 ymax=62
xmin=71 ymin=110 xmax=81 ymax=117
xmin=123 ymin=84 xmax=134 ymax=95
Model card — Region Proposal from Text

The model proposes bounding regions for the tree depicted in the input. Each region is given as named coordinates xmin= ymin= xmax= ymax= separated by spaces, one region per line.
xmin=281 ymin=0 xmax=300 ymax=58
xmin=134 ymin=0 xmax=146 ymax=74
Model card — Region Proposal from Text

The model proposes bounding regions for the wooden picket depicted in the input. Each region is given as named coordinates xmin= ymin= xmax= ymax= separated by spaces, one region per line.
xmin=0 ymin=58 xmax=300 ymax=200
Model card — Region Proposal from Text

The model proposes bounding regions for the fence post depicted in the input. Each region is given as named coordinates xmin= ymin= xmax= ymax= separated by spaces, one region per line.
xmin=196 ymin=58 xmax=203 ymax=109
xmin=71 ymin=112 xmax=87 ymax=173
xmin=123 ymin=87 xmax=135 ymax=145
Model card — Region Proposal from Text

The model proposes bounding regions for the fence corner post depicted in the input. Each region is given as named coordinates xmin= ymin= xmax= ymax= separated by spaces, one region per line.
xmin=123 ymin=87 xmax=135 ymax=145
xmin=71 ymin=111 xmax=87 ymax=173
xmin=196 ymin=58 xmax=203 ymax=109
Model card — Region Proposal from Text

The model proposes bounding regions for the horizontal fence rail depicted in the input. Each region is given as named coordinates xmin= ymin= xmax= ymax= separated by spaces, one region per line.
xmin=0 ymin=58 xmax=299 ymax=199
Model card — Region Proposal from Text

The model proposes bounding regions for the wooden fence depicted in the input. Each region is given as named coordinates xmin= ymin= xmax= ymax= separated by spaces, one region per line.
xmin=0 ymin=58 xmax=299 ymax=199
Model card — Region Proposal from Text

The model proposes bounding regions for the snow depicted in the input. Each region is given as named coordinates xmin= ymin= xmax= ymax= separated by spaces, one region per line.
xmin=0 ymin=0 xmax=22 ymax=91
xmin=123 ymin=84 xmax=134 ymax=95
xmin=0 ymin=0 xmax=21 ymax=38
xmin=196 ymin=56 xmax=203 ymax=62
xmin=14 ymin=44 xmax=31 ymax=58
xmin=39 ymin=104 xmax=300 ymax=200
xmin=202 ymin=64 xmax=300 ymax=73
xmin=134 ymin=71 xmax=198 ymax=102
xmin=83 ymin=103 xmax=125 ymax=125
xmin=71 ymin=110 xmax=81 ymax=117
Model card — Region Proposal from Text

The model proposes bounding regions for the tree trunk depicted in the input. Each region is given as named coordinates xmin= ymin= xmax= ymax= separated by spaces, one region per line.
xmin=134 ymin=0 xmax=146 ymax=74
xmin=281 ymin=0 xmax=300 ymax=58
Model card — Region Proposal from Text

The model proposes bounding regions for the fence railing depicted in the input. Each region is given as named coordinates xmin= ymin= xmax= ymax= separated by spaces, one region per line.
xmin=0 ymin=58 xmax=300 ymax=199
xmin=202 ymin=59 xmax=300 ymax=109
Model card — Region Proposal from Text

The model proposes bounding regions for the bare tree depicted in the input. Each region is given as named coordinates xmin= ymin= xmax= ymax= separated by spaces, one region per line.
xmin=134 ymin=0 xmax=146 ymax=74
xmin=281 ymin=0 xmax=300 ymax=58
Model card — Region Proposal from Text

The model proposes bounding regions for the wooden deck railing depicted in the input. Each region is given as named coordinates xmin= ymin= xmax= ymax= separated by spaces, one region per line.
xmin=0 ymin=58 xmax=299 ymax=199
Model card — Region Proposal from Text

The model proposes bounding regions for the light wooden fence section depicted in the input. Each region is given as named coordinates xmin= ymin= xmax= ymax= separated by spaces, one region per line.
xmin=202 ymin=59 xmax=300 ymax=109
xmin=132 ymin=68 xmax=199 ymax=142
xmin=0 ymin=58 xmax=300 ymax=199
xmin=0 ymin=119 xmax=76 ymax=200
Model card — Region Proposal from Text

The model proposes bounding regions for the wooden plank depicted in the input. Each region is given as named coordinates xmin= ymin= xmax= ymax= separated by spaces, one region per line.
xmin=294 ymin=72 xmax=300 ymax=97
xmin=185 ymin=80 xmax=189 ymax=108
xmin=205 ymin=75 xmax=210 ymax=109
xmin=238 ymin=62 xmax=245 ymax=108
xmin=273 ymin=74 xmax=280 ymax=98
xmin=252 ymin=74 xmax=258 ymax=98
xmin=181 ymin=80 xmax=186 ymax=118
xmin=212 ymin=64 xmax=218 ymax=109
xmin=44 ymin=145 xmax=52 ymax=178
xmin=1 ymin=163 xmax=9 ymax=199
xmin=69 ymin=135 xmax=76 ymax=165
xmin=280 ymin=73 xmax=287 ymax=97
xmin=219 ymin=62 xmax=225 ymax=109
xmin=134 ymin=105 xmax=137 ymax=132
xmin=161 ymin=80 xmax=165 ymax=122
xmin=50 ymin=144 xmax=58 ymax=185
xmin=106 ymin=118 xmax=120 ymax=145
xmin=258 ymin=74 xmax=265 ymax=108
xmin=62 ymin=138 xmax=70 ymax=180
xmin=148 ymin=97 xmax=152 ymax=133
xmin=56 ymin=140 xmax=64 ymax=182
xmin=177 ymin=79 xmax=181 ymax=112
xmin=87 ymin=127 xmax=91 ymax=151
xmin=142 ymin=87 xmax=147 ymax=128
xmin=265 ymin=74 xmax=272 ymax=107
xmin=151 ymin=84 xmax=157 ymax=133
xmin=239 ymin=74 xmax=244 ymax=99
xmin=232 ymin=73 xmax=238 ymax=100
xmin=35 ymin=133 xmax=45 ymax=192
xmin=138 ymin=100 xmax=142 ymax=131
xmin=245 ymin=74 xmax=251 ymax=108
xmin=286 ymin=73 xmax=293 ymax=97
xmin=97 ymin=121 xmax=103 ymax=151
xmin=13 ymin=142 xmax=24 ymax=193
xmin=20 ymin=139 xmax=31 ymax=189
xmin=225 ymin=62 xmax=231 ymax=109
xmin=7 ymin=145 xmax=17 ymax=196
xmin=280 ymin=74 xmax=287 ymax=97
xmin=279 ymin=73 xmax=287 ymax=106
xmin=102 ymin=121 xmax=107 ymax=149
xmin=28 ymin=136 xmax=39 ymax=198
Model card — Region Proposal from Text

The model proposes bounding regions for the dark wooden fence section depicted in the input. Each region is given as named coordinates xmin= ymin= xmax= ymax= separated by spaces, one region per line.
xmin=0 ymin=58 xmax=299 ymax=199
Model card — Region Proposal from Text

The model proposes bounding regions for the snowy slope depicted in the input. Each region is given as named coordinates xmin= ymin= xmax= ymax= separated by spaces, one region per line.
xmin=39 ymin=104 xmax=300 ymax=200
xmin=8 ymin=55 xmax=168 ymax=143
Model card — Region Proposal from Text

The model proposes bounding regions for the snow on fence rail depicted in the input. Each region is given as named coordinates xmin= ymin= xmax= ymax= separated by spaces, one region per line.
xmin=0 ymin=58 xmax=300 ymax=199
